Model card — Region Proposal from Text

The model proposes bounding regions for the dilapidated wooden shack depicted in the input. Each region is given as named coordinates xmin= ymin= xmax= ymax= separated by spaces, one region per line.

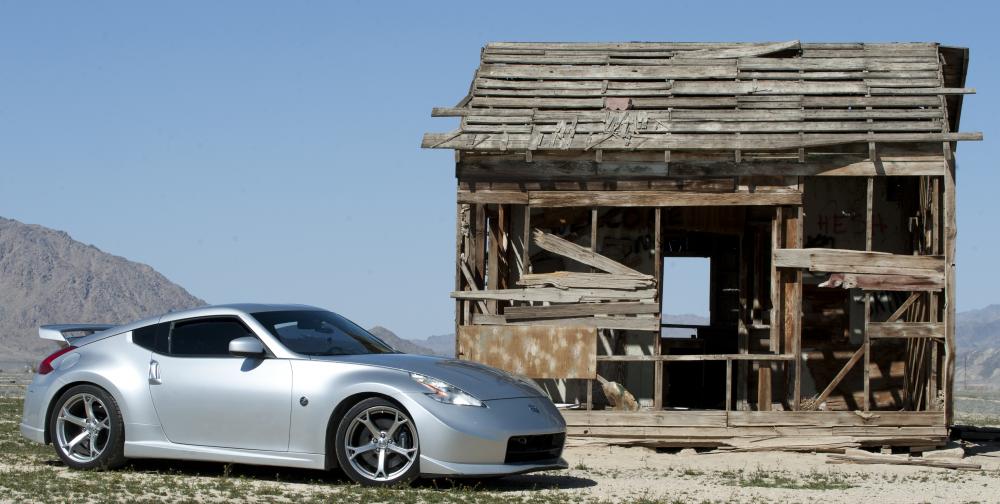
xmin=422 ymin=41 xmax=981 ymax=449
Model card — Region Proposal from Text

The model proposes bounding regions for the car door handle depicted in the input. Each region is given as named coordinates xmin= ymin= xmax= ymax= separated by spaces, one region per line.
xmin=149 ymin=360 xmax=162 ymax=385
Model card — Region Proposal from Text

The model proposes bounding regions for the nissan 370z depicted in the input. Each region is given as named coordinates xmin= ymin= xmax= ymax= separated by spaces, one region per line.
xmin=19 ymin=304 xmax=567 ymax=486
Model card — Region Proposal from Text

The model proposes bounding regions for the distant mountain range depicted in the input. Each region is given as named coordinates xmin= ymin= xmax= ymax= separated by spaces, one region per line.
xmin=0 ymin=217 xmax=205 ymax=364
xmin=955 ymin=304 xmax=1000 ymax=387
xmin=0 ymin=215 xmax=997 ymax=390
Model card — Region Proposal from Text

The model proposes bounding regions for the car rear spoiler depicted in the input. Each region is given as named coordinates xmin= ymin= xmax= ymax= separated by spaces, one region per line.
xmin=39 ymin=324 xmax=117 ymax=346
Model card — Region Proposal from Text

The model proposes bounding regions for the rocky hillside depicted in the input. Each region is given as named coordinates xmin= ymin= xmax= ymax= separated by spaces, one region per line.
xmin=956 ymin=304 xmax=1000 ymax=388
xmin=0 ymin=217 xmax=205 ymax=362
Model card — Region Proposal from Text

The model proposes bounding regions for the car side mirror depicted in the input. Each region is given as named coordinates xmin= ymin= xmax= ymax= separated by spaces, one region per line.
xmin=229 ymin=337 xmax=266 ymax=358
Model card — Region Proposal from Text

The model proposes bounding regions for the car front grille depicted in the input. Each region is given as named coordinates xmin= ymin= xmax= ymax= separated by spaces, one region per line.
xmin=504 ymin=432 xmax=565 ymax=464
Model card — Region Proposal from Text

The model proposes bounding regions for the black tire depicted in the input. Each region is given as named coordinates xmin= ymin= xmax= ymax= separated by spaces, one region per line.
xmin=48 ymin=384 xmax=126 ymax=470
xmin=335 ymin=397 xmax=420 ymax=487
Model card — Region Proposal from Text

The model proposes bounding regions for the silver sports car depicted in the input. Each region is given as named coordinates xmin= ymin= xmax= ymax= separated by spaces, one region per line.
xmin=20 ymin=304 xmax=567 ymax=486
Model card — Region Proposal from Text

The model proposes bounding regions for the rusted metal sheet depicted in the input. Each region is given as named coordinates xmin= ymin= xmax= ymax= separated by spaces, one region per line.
xmin=457 ymin=325 xmax=597 ymax=379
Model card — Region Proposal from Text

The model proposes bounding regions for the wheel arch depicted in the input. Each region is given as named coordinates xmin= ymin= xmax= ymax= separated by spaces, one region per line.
xmin=43 ymin=381 xmax=120 ymax=444
xmin=323 ymin=392 xmax=411 ymax=470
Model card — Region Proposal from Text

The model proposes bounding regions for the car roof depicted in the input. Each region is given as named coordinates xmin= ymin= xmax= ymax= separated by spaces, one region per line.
xmin=70 ymin=303 xmax=326 ymax=346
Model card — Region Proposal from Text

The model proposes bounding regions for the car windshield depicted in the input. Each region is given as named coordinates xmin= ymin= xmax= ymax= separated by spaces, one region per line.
xmin=251 ymin=310 xmax=396 ymax=356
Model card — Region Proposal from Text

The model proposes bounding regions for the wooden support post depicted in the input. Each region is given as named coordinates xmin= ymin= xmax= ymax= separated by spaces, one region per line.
xmin=455 ymin=203 xmax=464 ymax=338
xmin=486 ymin=208 xmax=500 ymax=315
xmin=588 ymin=207 xmax=599 ymax=411
xmin=943 ymin=142 xmax=957 ymax=425
xmin=760 ymin=207 xmax=781 ymax=411
xmin=864 ymin=293 xmax=872 ymax=411
xmin=522 ymin=206 xmax=531 ymax=275
xmin=863 ymin=176 xmax=874 ymax=412
xmin=866 ymin=177 xmax=875 ymax=250
xmin=737 ymin=232 xmax=750 ymax=411
xmin=473 ymin=204 xmax=486 ymax=287
xmin=726 ymin=358 xmax=733 ymax=414
xmin=782 ymin=205 xmax=803 ymax=410
xmin=654 ymin=207 xmax=663 ymax=410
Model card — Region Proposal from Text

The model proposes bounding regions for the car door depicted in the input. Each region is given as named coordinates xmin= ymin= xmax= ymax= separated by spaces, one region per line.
xmin=147 ymin=316 xmax=292 ymax=452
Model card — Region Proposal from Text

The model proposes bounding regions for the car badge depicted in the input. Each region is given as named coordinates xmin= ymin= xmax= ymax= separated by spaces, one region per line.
xmin=528 ymin=404 xmax=540 ymax=414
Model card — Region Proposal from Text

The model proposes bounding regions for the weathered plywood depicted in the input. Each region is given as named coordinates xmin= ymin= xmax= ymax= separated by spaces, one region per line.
xmin=457 ymin=325 xmax=597 ymax=379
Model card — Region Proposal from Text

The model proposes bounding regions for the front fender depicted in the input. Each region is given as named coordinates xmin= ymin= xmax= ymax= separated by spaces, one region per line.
xmin=288 ymin=360 xmax=427 ymax=455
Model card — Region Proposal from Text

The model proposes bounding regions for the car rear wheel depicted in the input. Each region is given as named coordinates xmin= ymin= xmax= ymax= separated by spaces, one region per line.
xmin=49 ymin=384 xmax=126 ymax=470
xmin=335 ymin=398 xmax=419 ymax=486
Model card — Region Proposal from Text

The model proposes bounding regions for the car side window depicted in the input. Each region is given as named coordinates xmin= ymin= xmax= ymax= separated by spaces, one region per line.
xmin=168 ymin=317 xmax=254 ymax=357
xmin=132 ymin=322 xmax=169 ymax=354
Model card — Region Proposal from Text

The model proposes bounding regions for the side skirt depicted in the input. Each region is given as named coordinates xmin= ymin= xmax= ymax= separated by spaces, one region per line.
xmin=124 ymin=441 xmax=326 ymax=470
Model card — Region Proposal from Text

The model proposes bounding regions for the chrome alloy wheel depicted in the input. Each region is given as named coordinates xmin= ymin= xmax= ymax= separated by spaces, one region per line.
xmin=55 ymin=393 xmax=111 ymax=464
xmin=344 ymin=406 xmax=418 ymax=482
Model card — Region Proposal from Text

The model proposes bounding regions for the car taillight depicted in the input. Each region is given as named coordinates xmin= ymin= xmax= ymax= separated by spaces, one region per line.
xmin=38 ymin=346 xmax=76 ymax=375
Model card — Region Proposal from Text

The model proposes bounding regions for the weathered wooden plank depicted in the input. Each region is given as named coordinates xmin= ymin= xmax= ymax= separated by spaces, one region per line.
xmin=728 ymin=411 xmax=945 ymax=428
xmin=674 ymin=40 xmax=800 ymax=59
xmin=868 ymin=322 xmax=944 ymax=340
xmin=670 ymin=80 xmax=868 ymax=95
xmin=822 ymin=273 xmax=944 ymax=291
xmin=503 ymin=301 xmax=660 ymax=319
xmin=738 ymin=70 xmax=940 ymax=81
xmin=533 ymin=229 xmax=643 ymax=275
xmin=458 ymin=156 xmax=944 ymax=179
xmin=451 ymin=287 xmax=656 ymax=303
xmin=452 ymin=108 xmax=944 ymax=122
xmin=457 ymin=325 xmax=596 ymax=379
xmin=528 ymin=190 xmax=801 ymax=207
xmin=773 ymin=249 xmax=944 ymax=272
xmin=472 ymin=312 xmax=661 ymax=331
xmin=457 ymin=189 xmax=529 ymax=204
xmin=802 ymin=95 xmax=941 ymax=107
xmin=887 ymin=292 xmax=921 ymax=323
xmin=461 ymin=119 xmax=944 ymax=135
xmin=517 ymin=271 xmax=653 ymax=290
xmin=478 ymin=63 xmax=736 ymax=80
xmin=423 ymin=131 xmax=982 ymax=151
xmin=475 ymin=78 xmax=673 ymax=90
xmin=827 ymin=452 xmax=980 ymax=470
xmin=869 ymin=87 xmax=976 ymax=95
xmin=468 ymin=96 xmax=604 ymax=109
xmin=563 ymin=410 xmax=728 ymax=428
xmin=810 ymin=346 xmax=865 ymax=408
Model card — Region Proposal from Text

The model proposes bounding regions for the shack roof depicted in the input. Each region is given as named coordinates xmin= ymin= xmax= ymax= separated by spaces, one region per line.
xmin=423 ymin=41 xmax=979 ymax=153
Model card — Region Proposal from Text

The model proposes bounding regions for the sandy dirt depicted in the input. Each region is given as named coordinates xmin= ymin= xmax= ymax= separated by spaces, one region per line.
xmin=518 ymin=442 xmax=1000 ymax=503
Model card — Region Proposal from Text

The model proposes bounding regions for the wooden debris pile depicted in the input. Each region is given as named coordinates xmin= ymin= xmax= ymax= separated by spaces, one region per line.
xmin=827 ymin=447 xmax=980 ymax=470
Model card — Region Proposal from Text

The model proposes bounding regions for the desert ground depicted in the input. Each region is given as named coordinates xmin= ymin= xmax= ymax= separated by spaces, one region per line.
xmin=1 ymin=372 xmax=999 ymax=503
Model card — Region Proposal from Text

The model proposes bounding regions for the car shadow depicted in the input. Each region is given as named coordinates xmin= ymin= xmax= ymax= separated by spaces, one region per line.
xmin=419 ymin=473 xmax=597 ymax=491
xmin=43 ymin=458 xmax=596 ymax=491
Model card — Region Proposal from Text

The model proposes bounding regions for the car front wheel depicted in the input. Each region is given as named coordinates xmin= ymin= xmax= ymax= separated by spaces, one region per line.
xmin=335 ymin=398 xmax=420 ymax=486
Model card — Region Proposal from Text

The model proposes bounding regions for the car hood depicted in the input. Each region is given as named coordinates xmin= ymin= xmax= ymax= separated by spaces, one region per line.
xmin=311 ymin=353 xmax=544 ymax=401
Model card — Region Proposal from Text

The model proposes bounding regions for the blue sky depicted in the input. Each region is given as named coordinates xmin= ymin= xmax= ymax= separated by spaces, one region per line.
xmin=0 ymin=1 xmax=995 ymax=339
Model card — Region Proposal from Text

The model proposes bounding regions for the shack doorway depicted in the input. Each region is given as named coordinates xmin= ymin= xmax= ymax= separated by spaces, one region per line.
xmin=658 ymin=206 xmax=783 ymax=411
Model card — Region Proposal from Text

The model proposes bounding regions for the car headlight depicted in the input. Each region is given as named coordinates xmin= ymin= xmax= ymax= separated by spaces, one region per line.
xmin=410 ymin=373 xmax=484 ymax=407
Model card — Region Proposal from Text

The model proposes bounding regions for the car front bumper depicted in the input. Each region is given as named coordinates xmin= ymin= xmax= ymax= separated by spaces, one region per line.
xmin=406 ymin=394 xmax=567 ymax=476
